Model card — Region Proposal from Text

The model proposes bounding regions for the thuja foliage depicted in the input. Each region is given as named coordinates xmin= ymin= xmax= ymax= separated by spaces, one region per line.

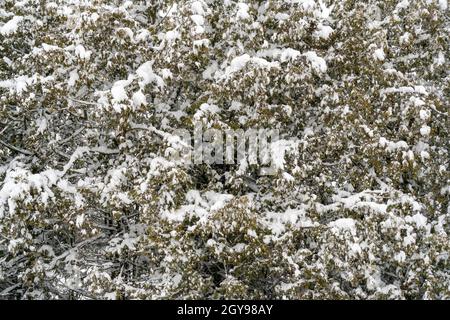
xmin=0 ymin=0 xmax=449 ymax=299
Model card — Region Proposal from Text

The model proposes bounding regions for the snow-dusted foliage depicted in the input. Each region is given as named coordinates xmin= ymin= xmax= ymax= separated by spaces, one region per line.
xmin=0 ymin=0 xmax=449 ymax=299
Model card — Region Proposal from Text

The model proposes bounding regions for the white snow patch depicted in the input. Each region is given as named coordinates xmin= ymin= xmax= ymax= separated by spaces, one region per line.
xmin=329 ymin=218 xmax=357 ymax=235
xmin=373 ymin=48 xmax=385 ymax=61
xmin=68 ymin=69 xmax=79 ymax=87
xmin=36 ymin=117 xmax=48 ymax=134
xmin=280 ymin=48 xmax=301 ymax=62
xmin=395 ymin=251 xmax=406 ymax=263
xmin=420 ymin=125 xmax=431 ymax=137
xmin=264 ymin=207 xmax=314 ymax=236
xmin=379 ymin=137 xmax=409 ymax=152
xmin=314 ymin=24 xmax=334 ymax=39
xmin=222 ymin=54 xmax=279 ymax=79
xmin=164 ymin=29 xmax=180 ymax=42
xmin=304 ymin=51 xmax=327 ymax=73
xmin=132 ymin=90 xmax=147 ymax=107
xmin=191 ymin=1 xmax=205 ymax=15
xmin=191 ymin=14 xmax=204 ymax=26
xmin=407 ymin=213 xmax=428 ymax=229
xmin=0 ymin=16 xmax=23 ymax=36
xmin=381 ymin=86 xmax=429 ymax=96
xmin=419 ymin=109 xmax=430 ymax=121
xmin=270 ymin=139 xmax=297 ymax=170
xmin=111 ymin=84 xmax=128 ymax=103
xmin=75 ymin=214 xmax=85 ymax=228
xmin=236 ymin=3 xmax=250 ymax=20
xmin=74 ymin=45 xmax=91 ymax=60
xmin=136 ymin=61 xmax=165 ymax=88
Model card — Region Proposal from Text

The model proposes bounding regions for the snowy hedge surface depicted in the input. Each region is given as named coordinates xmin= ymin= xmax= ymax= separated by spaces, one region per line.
xmin=0 ymin=0 xmax=449 ymax=299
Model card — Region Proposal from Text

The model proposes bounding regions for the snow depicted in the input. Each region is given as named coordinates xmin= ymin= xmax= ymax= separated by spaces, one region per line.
xmin=247 ymin=229 xmax=257 ymax=238
xmin=350 ymin=243 xmax=362 ymax=256
xmin=264 ymin=207 xmax=315 ymax=236
xmin=116 ymin=192 xmax=132 ymax=205
xmin=420 ymin=151 xmax=430 ymax=160
xmin=373 ymin=48 xmax=385 ymax=61
xmin=0 ymin=75 xmax=33 ymax=94
xmin=193 ymin=39 xmax=210 ymax=50
xmin=221 ymin=54 xmax=279 ymax=79
xmin=193 ymin=25 xmax=205 ymax=35
xmin=90 ymin=12 xmax=99 ymax=22
xmin=282 ymin=172 xmax=295 ymax=182
xmin=232 ymin=243 xmax=246 ymax=253
xmin=315 ymin=0 xmax=334 ymax=18
xmin=120 ymin=27 xmax=134 ymax=40
xmin=132 ymin=90 xmax=147 ymax=107
xmin=111 ymin=83 xmax=128 ymax=103
xmin=186 ymin=190 xmax=208 ymax=207
xmin=38 ymin=43 xmax=60 ymax=53
xmin=136 ymin=29 xmax=150 ymax=42
xmin=191 ymin=14 xmax=204 ymax=26
xmin=1 ymin=0 xmax=449 ymax=301
xmin=435 ymin=51 xmax=445 ymax=66
xmin=395 ymin=251 xmax=406 ymax=263
xmin=270 ymin=139 xmax=297 ymax=170
xmin=194 ymin=103 xmax=220 ymax=120
xmin=419 ymin=109 xmax=430 ymax=121
xmin=2 ymin=56 xmax=12 ymax=66
xmin=280 ymin=48 xmax=301 ymax=62
xmin=314 ymin=24 xmax=334 ymax=39
xmin=74 ymin=44 xmax=91 ymax=60
xmin=236 ymin=3 xmax=250 ymax=20
xmin=104 ymin=292 xmax=117 ymax=300
xmin=36 ymin=117 xmax=48 ymax=134
xmin=403 ymin=233 xmax=415 ymax=246
xmin=136 ymin=61 xmax=165 ymax=88
xmin=296 ymin=0 xmax=316 ymax=11
xmin=329 ymin=218 xmax=357 ymax=235
xmin=330 ymin=190 xmax=389 ymax=214
xmin=256 ymin=48 xmax=328 ymax=71
xmin=162 ymin=190 xmax=233 ymax=222
xmin=227 ymin=54 xmax=251 ymax=73
xmin=75 ymin=214 xmax=85 ymax=228
xmin=7 ymin=238 xmax=24 ymax=253
xmin=205 ymin=191 xmax=234 ymax=212
xmin=379 ymin=137 xmax=409 ymax=152
xmin=399 ymin=32 xmax=411 ymax=45
xmin=0 ymin=16 xmax=23 ymax=36
xmin=67 ymin=69 xmax=79 ymax=87
xmin=420 ymin=125 xmax=431 ymax=137
xmin=0 ymin=167 xmax=63 ymax=217
xmin=304 ymin=51 xmax=327 ymax=73
xmin=164 ymin=29 xmax=180 ymax=42
xmin=275 ymin=13 xmax=290 ymax=21
xmin=191 ymin=1 xmax=205 ymax=15
xmin=381 ymin=86 xmax=429 ymax=96
xmin=396 ymin=0 xmax=410 ymax=10
xmin=160 ymin=68 xmax=173 ymax=80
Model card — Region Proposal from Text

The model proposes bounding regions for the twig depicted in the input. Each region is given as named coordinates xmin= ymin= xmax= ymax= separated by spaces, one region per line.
xmin=58 ymin=127 xmax=85 ymax=145
xmin=0 ymin=124 xmax=10 ymax=135
xmin=90 ymin=147 xmax=120 ymax=155
xmin=0 ymin=283 xmax=21 ymax=296
xmin=153 ymin=2 xmax=175 ymax=32
xmin=0 ymin=139 xmax=34 ymax=156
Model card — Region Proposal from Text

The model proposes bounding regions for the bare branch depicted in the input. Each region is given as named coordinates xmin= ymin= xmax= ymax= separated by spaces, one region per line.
xmin=0 ymin=139 xmax=34 ymax=156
